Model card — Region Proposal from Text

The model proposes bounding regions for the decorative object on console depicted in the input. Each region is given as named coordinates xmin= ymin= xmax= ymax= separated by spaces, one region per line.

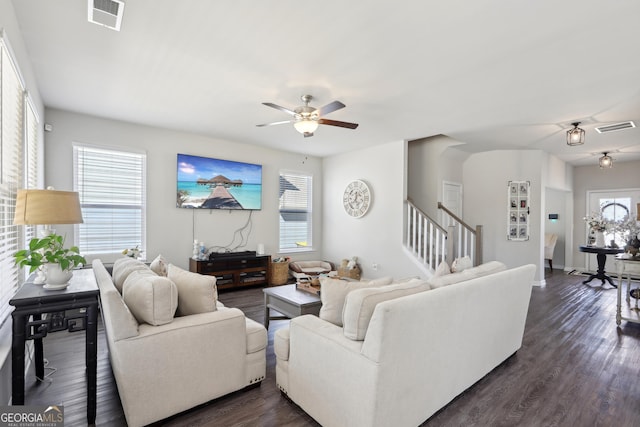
xmin=507 ymin=181 xmax=530 ymax=241
xmin=343 ymin=180 xmax=371 ymax=218
xmin=584 ymin=210 xmax=612 ymax=248
xmin=613 ymin=214 xmax=640 ymax=257
xmin=13 ymin=188 xmax=85 ymax=289
xmin=122 ymin=245 xmax=142 ymax=259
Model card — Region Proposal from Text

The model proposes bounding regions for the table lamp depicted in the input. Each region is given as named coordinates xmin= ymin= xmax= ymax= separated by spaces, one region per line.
xmin=13 ymin=188 xmax=84 ymax=283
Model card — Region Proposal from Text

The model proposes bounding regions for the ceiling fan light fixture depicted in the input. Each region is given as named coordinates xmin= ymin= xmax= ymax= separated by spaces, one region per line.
xmin=566 ymin=122 xmax=585 ymax=146
xmin=294 ymin=119 xmax=319 ymax=135
xmin=599 ymin=152 xmax=613 ymax=169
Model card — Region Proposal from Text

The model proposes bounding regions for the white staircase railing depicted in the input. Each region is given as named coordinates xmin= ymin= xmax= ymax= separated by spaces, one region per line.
xmin=405 ymin=199 xmax=448 ymax=271
xmin=405 ymin=199 xmax=483 ymax=272
xmin=438 ymin=202 xmax=483 ymax=267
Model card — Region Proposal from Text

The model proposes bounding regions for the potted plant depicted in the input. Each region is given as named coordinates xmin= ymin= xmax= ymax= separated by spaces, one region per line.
xmin=614 ymin=215 xmax=640 ymax=257
xmin=14 ymin=234 xmax=87 ymax=287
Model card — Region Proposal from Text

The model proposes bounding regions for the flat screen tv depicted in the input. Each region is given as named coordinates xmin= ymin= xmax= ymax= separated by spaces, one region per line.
xmin=176 ymin=153 xmax=262 ymax=210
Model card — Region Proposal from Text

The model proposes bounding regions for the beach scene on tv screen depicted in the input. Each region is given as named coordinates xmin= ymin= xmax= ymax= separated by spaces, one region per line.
xmin=177 ymin=153 xmax=262 ymax=209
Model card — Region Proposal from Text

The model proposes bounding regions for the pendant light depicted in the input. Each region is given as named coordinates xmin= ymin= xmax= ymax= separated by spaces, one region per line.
xmin=599 ymin=152 xmax=613 ymax=169
xmin=566 ymin=122 xmax=585 ymax=146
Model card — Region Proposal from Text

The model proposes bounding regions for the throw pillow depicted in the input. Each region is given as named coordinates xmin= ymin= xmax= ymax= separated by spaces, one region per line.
xmin=167 ymin=264 xmax=217 ymax=316
xmin=434 ymin=261 xmax=450 ymax=277
xmin=112 ymin=257 xmax=151 ymax=293
xmin=427 ymin=261 xmax=507 ymax=289
xmin=462 ymin=261 xmax=507 ymax=278
xmin=149 ymin=254 xmax=168 ymax=276
xmin=319 ymin=276 xmax=392 ymax=326
xmin=342 ymin=279 xmax=431 ymax=340
xmin=122 ymin=269 xmax=178 ymax=325
xmin=451 ymin=255 xmax=473 ymax=273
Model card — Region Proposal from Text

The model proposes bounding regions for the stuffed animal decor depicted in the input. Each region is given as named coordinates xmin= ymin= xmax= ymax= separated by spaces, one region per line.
xmin=347 ymin=256 xmax=358 ymax=269
xmin=338 ymin=256 xmax=361 ymax=280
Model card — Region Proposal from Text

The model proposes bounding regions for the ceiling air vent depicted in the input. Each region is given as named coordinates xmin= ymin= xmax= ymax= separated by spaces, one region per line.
xmin=88 ymin=0 xmax=125 ymax=31
xmin=595 ymin=121 xmax=636 ymax=134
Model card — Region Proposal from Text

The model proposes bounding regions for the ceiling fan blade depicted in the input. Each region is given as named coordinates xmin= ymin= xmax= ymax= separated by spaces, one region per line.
xmin=318 ymin=118 xmax=359 ymax=129
xmin=318 ymin=100 xmax=346 ymax=116
xmin=256 ymin=120 xmax=293 ymax=127
xmin=262 ymin=102 xmax=296 ymax=116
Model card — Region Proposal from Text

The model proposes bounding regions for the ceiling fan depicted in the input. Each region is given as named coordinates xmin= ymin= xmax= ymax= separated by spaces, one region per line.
xmin=257 ymin=94 xmax=359 ymax=137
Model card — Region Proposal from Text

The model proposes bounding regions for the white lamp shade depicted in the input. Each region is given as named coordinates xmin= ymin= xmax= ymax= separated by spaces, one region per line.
xmin=294 ymin=119 xmax=319 ymax=134
xmin=14 ymin=189 xmax=84 ymax=225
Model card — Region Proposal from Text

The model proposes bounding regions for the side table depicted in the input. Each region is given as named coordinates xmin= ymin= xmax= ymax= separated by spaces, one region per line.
xmin=9 ymin=268 xmax=99 ymax=424
xmin=614 ymin=256 xmax=640 ymax=326
xmin=578 ymin=245 xmax=624 ymax=287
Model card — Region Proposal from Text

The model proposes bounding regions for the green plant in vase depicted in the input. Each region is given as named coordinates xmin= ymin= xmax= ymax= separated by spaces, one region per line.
xmin=14 ymin=234 xmax=86 ymax=288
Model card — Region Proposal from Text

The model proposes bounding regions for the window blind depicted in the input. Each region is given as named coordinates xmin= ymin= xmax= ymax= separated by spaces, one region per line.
xmin=0 ymin=39 xmax=26 ymax=322
xmin=279 ymin=172 xmax=312 ymax=251
xmin=73 ymin=145 xmax=146 ymax=256
xmin=24 ymin=99 xmax=39 ymax=244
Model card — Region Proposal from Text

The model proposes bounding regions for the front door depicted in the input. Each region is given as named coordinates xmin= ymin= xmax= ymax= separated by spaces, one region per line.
xmin=586 ymin=189 xmax=640 ymax=272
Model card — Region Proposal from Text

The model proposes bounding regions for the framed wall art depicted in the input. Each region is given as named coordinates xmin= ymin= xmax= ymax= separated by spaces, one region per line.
xmin=507 ymin=180 xmax=530 ymax=241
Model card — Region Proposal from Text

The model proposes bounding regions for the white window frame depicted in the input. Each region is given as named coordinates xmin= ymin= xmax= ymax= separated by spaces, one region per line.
xmin=279 ymin=170 xmax=313 ymax=253
xmin=73 ymin=144 xmax=147 ymax=260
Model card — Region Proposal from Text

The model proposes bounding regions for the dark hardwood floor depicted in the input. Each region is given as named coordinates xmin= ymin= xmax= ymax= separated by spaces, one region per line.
xmin=22 ymin=270 xmax=640 ymax=426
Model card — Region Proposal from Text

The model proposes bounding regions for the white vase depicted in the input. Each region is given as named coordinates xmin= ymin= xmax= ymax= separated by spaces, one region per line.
xmin=594 ymin=231 xmax=606 ymax=248
xmin=44 ymin=263 xmax=73 ymax=290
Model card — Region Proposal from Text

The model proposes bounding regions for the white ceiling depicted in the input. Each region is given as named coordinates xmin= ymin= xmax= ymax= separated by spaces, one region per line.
xmin=10 ymin=0 xmax=640 ymax=165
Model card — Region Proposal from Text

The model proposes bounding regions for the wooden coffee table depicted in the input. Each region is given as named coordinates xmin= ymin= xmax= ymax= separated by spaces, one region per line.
xmin=263 ymin=284 xmax=321 ymax=329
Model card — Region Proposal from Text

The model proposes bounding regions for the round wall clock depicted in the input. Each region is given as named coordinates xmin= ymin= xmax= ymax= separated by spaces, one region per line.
xmin=343 ymin=180 xmax=371 ymax=218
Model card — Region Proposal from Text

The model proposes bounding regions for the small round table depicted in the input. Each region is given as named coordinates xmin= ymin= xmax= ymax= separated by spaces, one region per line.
xmin=579 ymin=245 xmax=625 ymax=287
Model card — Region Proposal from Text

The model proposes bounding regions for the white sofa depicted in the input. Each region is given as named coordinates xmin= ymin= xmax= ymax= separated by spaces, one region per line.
xmin=275 ymin=263 xmax=536 ymax=427
xmin=92 ymin=258 xmax=267 ymax=427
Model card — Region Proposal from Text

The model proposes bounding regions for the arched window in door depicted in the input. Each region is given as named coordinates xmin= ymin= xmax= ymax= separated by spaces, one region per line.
xmin=600 ymin=199 xmax=630 ymax=247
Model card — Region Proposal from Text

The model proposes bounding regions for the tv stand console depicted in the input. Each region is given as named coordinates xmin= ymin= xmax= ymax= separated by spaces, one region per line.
xmin=189 ymin=254 xmax=271 ymax=291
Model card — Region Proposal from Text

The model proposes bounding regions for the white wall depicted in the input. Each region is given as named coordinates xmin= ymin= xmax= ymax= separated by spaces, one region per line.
xmin=407 ymin=135 xmax=467 ymax=217
xmin=544 ymin=188 xmax=567 ymax=270
xmin=323 ymin=140 xmax=424 ymax=279
xmin=463 ymin=150 xmax=544 ymax=283
xmin=541 ymin=152 xmax=573 ymax=272
xmin=43 ymin=108 xmax=324 ymax=269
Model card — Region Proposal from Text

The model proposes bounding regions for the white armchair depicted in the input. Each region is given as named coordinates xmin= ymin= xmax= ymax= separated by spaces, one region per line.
xmin=544 ymin=233 xmax=558 ymax=270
